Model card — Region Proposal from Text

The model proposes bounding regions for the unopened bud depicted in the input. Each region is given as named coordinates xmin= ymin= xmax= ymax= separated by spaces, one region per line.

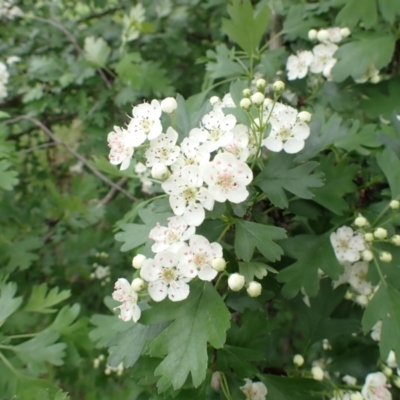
xmin=160 ymin=97 xmax=177 ymax=114
xmin=371 ymin=75 xmax=381 ymax=84
xmin=356 ymin=294 xmax=368 ymax=306
xmin=354 ymin=214 xmax=368 ymax=227
xmin=131 ymin=278 xmax=145 ymax=291
xmin=344 ymin=290 xmax=353 ymax=300
xmin=364 ymin=233 xmax=374 ymax=242
xmin=228 ymin=273 xmax=245 ymax=291
xmin=393 ymin=375 xmax=400 ymax=389
xmin=379 ymin=251 xmax=392 ymax=263
xmin=210 ymin=96 xmax=220 ymax=105
xmin=98 ymin=354 xmax=105 ymax=361
xmin=93 ymin=359 xmax=100 ymax=369
xmin=311 ymin=366 xmax=324 ymax=381
xmin=362 ymin=250 xmax=373 ymax=262
xmin=374 ymin=228 xmax=387 ymax=239
xmin=132 ymin=254 xmax=146 ymax=269
xmin=386 ymin=350 xmax=397 ymax=368
xmin=390 ymin=200 xmax=400 ymax=209
xmin=151 ymin=163 xmax=169 ymax=180
xmin=340 ymin=27 xmax=351 ymax=38
xmin=317 ymin=29 xmax=329 ymax=42
xmin=240 ymin=98 xmax=252 ymax=110
xmin=263 ymin=98 xmax=273 ymax=108
xmin=350 ymin=393 xmax=363 ymax=400
xmin=273 ymin=80 xmax=285 ymax=93
xmin=308 ymin=29 xmax=318 ymax=40
xmin=250 ymin=92 xmax=265 ymax=106
xmin=242 ymin=88 xmax=251 ymax=98
xmin=297 ymin=111 xmax=312 ymax=122
xmin=247 ymin=281 xmax=262 ymax=297
xmin=211 ymin=257 xmax=226 ymax=272
xmin=293 ymin=354 xmax=304 ymax=367
xmin=256 ymin=78 xmax=267 ymax=91
xmin=381 ymin=364 xmax=393 ymax=377
xmin=322 ymin=339 xmax=331 ymax=350
xmin=391 ymin=235 xmax=400 ymax=246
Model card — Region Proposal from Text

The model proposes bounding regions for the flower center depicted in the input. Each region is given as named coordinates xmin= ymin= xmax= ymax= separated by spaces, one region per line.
xmin=338 ymin=240 xmax=349 ymax=250
xmin=278 ymin=127 xmax=292 ymax=141
xmin=209 ymin=127 xmax=222 ymax=141
xmin=140 ymin=117 xmax=153 ymax=134
xmin=193 ymin=253 xmax=207 ymax=269
xmin=183 ymin=187 xmax=198 ymax=202
xmin=161 ymin=267 xmax=176 ymax=283
xmin=216 ymin=173 xmax=235 ymax=192
xmin=166 ymin=230 xmax=180 ymax=244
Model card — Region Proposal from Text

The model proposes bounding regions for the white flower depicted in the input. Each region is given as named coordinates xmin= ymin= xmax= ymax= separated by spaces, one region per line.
xmin=371 ymin=321 xmax=382 ymax=341
xmin=349 ymin=261 xmax=373 ymax=295
xmin=178 ymin=235 xmax=223 ymax=281
xmin=6 ymin=55 xmax=20 ymax=65
xmin=355 ymin=65 xmax=380 ymax=84
xmin=189 ymin=109 xmax=236 ymax=152
xmin=107 ymin=126 xmax=134 ymax=170
xmin=333 ymin=262 xmax=353 ymax=288
xmin=112 ymin=278 xmax=141 ymax=322
xmin=361 ymin=372 xmax=392 ymax=400
xmin=203 ymin=152 xmax=253 ymax=203
xmin=134 ymin=162 xmax=148 ymax=175
xmin=342 ymin=375 xmax=357 ymax=386
xmin=140 ymin=251 xmax=196 ymax=302
xmin=327 ymin=27 xmax=343 ymax=43
xmin=286 ymin=51 xmax=313 ymax=80
xmin=0 ymin=84 xmax=7 ymax=100
xmin=240 ymin=378 xmax=268 ymax=400
xmin=340 ymin=27 xmax=351 ymax=38
xmin=310 ymin=43 xmax=338 ymax=77
xmin=149 ymin=216 xmax=195 ymax=253
xmin=171 ymin=137 xmax=210 ymax=173
xmin=162 ymin=166 xmax=214 ymax=226
xmin=330 ymin=226 xmax=366 ymax=264
xmin=330 ymin=392 xmax=351 ymax=400
xmin=144 ymin=127 xmax=180 ymax=167
xmin=0 ymin=62 xmax=9 ymax=85
xmin=386 ymin=351 xmax=397 ymax=369
xmin=262 ymin=103 xmax=310 ymax=154
xmin=213 ymin=93 xmax=236 ymax=112
xmin=126 ymin=100 xmax=163 ymax=147
xmin=160 ymin=97 xmax=177 ymax=114
xmin=223 ymin=124 xmax=253 ymax=161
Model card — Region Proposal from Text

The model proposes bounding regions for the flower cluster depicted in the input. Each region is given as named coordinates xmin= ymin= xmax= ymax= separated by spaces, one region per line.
xmin=240 ymin=378 xmax=268 ymax=400
xmin=286 ymin=27 xmax=351 ymax=81
xmin=0 ymin=61 xmax=9 ymax=101
xmin=0 ymin=1 xmax=23 ymax=19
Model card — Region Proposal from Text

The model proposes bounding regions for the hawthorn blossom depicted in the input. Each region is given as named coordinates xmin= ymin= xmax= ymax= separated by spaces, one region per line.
xmin=178 ymin=235 xmax=223 ymax=281
xmin=330 ymin=226 xmax=366 ymax=265
xmin=223 ymin=124 xmax=254 ymax=161
xmin=107 ymin=126 xmax=134 ymax=170
xmin=112 ymin=278 xmax=141 ymax=322
xmin=371 ymin=321 xmax=382 ymax=341
xmin=140 ymin=251 xmax=197 ymax=302
xmin=327 ymin=27 xmax=343 ymax=43
xmin=149 ymin=216 xmax=195 ymax=253
xmin=330 ymin=392 xmax=351 ymax=400
xmin=144 ymin=127 xmax=180 ymax=167
xmin=126 ymin=100 xmax=163 ymax=147
xmin=203 ymin=152 xmax=253 ymax=203
xmin=349 ymin=261 xmax=373 ymax=295
xmin=286 ymin=51 xmax=314 ymax=80
xmin=171 ymin=137 xmax=210 ymax=172
xmin=355 ymin=65 xmax=380 ymax=84
xmin=262 ymin=103 xmax=310 ymax=154
xmin=361 ymin=372 xmax=392 ymax=400
xmin=310 ymin=43 xmax=338 ymax=77
xmin=240 ymin=379 xmax=268 ymax=400
xmin=212 ymin=93 xmax=236 ymax=112
xmin=332 ymin=262 xmax=352 ymax=289
xmin=162 ymin=166 xmax=214 ymax=226
xmin=190 ymin=109 xmax=236 ymax=152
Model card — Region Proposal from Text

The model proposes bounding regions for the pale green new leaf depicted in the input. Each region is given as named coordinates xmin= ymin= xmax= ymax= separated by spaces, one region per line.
xmin=235 ymin=220 xmax=287 ymax=262
xmin=222 ymin=0 xmax=270 ymax=57
xmin=376 ymin=148 xmax=400 ymax=199
xmin=24 ymin=283 xmax=71 ymax=314
xmin=140 ymin=280 xmax=230 ymax=392
xmin=253 ymin=153 xmax=324 ymax=209
xmin=84 ymin=36 xmax=111 ymax=68
xmin=0 ymin=282 xmax=23 ymax=326
xmin=0 ymin=160 xmax=19 ymax=190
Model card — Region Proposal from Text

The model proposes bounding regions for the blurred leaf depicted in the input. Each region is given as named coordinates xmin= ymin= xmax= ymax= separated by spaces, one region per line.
xmin=0 ymin=282 xmax=22 ymax=326
xmin=0 ymin=160 xmax=19 ymax=190
xmin=24 ymin=283 xmax=71 ymax=314
xmin=206 ymin=44 xmax=244 ymax=79
xmin=376 ymin=148 xmax=400 ymax=199
xmin=6 ymin=237 xmax=42 ymax=272
xmin=336 ymin=0 xmax=377 ymax=28
xmin=84 ymin=36 xmax=111 ymax=68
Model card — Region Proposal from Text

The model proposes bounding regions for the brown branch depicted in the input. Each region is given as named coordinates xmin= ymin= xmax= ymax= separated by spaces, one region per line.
xmin=97 ymin=177 xmax=128 ymax=207
xmin=7 ymin=115 xmax=137 ymax=202
xmin=77 ymin=7 xmax=122 ymax=23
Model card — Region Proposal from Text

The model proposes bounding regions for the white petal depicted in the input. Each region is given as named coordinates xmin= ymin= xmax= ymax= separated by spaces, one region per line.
xmin=226 ymin=187 xmax=249 ymax=203
xmin=198 ymin=266 xmax=218 ymax=281
xmin=263 ymin=136 xmax=284 ymax=152
xmin=183 ymin=203 xmax=205 ymax=226
xmin=283 ymin=139 xmax=305 ymax=154
xmin=292 ymin=122 xmax=310 ymax=140
xmin=168 ymin=281 xmax=190 ymax=301
xmin=169 ymin=195 xmax=186 ymax=216
xmin=148 ymin=281 xmax=168 ymax=302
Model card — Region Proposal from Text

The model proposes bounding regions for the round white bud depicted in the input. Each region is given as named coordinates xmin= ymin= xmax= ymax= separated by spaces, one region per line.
xmin=379 ymin=251 xmax=392 ymax=263
xmin=273 ymin=80 xmax=285 ymax=93
xmin=381 ymin=364 xmax=393 ymax=377
xmin=344 ymin=290 xmax=353 ymax=300
xmin=371 ymin=75 xmax=381 ymax=84
xmin=263 ymin=98 xmax=273 ymax=108
xmin=240 ymin=98 xmax=252 ymax=110
xmin=308 ymin=29 xmax=318 ymax=40
xmin=316 ymin=29 xmax=329 ymax=42
xmin=364 ymin=233 xmax=374 ymax=242
xmin=374 ymin=228 xmax=388 ymax=239
xmin=160 ymin=97 xmax=177 ymax=114
xmin=211 ymin=257 xmax=226 ymax=272
xmin=322 ymin=339 xmax=331 ymax=350
xmin=350 ymin=393 xmax=363 ymax=400
xmin=393 ymin=375 xmax=400 ymax=389
xmin=132 ymin=254 xmax=146 ymax=269
xmin=311 ymin=366 xmax=324 ymax=381
xmin=293 ymin=354 xmax=304 ymax=367
xmin=391 ymin=235 xmax=400 ymax=246
xmin=362 ymin=250 xmax=373 ymax=262
xmin=390 ymin=200 xmax=400 ymax=209
xmin=228 ymin=273 xmax=245 ymax=291
xmin=247 ymin=281 xmax=262 ymax=297
xmin=356 ymin=294 xmax=368 ymax=307
xmin=242 ymin=88 xmax=251 ymax=98
xmin=98 ymin=354 xmax=105 ymax=361
xmin=386 ymin=350 xmax=396 ymax=368
xmin=256 ymin=78 xmax=267 ymax=90
xmin=210 ymin=96 xmax=221 ymax=105
xmin=297 ymin=111 xmax=312 ymax=122
xmin=151 ymin=163 xmax=170 ymax=180
xmin=340 ymin=27 xmax=351 ymax=38
xmin=354 ymin=214 xmax=368 ymax=227
xmin=131 ymin=278 xmax=145 ymax=292
xmin=250 ymin=92 xmax=265 ymax=106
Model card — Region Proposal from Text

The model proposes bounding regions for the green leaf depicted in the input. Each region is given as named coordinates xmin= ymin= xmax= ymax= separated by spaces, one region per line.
xmin=363 ymin=283 xmax=400 ymax=362
xmin=222 ymin=0 xmax=270 ymax=57
xmin=332 ymin=33 xmax=395 ymax=82
xmin=24 ymin=283 xmax=71 ymax=314
xmin=253 ymin=153 xmax=324 ymax=209
xmin=0 ymin=282 xmax=23 ymax=326
xmin=175 ymin=94 xmax=191 ymax=141
xmin=335 ymin=123 xmax=381 ymax=155
xmin=140 ymin=280 xmax=230 ymax=392
xmin=234 ymin=220 xmax=287 ymax=262
xmin=0 ymin=160 xmax=19 ymax=190
xmin=257 ymin=48 xmax=287 ymax=80
xmin=83 ymin=36 xmax=111 ymax=68
xmin=238 ymin=262 xmax=277 ymax=283
xmin=336 ymin=0 xmax=377 ymax=29
xmin=282 ymin=5 xmax=322 ymax=40
xmin=311 ymin=153 xmax=358 ymax=215
xmin=115 ymin=223 xmax=152 ymax=252
xmin=115 ymin=52 xmax=142 ymax=86
xmin=277 ymin=233 xmax=343 ymax=298
xmin=206 ymin=44 xmax=244 ymax=79
xmin=376 ymin=148 xmax=400 ymax=199
xmin=6 ymin=237 xmax=42 ymax=272
xmin=378 ymin=0 xmax=400 ymax=22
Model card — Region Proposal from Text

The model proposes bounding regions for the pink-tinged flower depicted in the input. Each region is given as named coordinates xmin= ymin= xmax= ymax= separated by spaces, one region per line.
xmin=178 ymin=235 xmax=223 ymax=281
xmin=171 ymin=137 xmax=210 ymax=173
xmin=144 ymin=127 xmax=180 ymax=167
xmin=203 ymin=153 xmax=253 ymax=203
xmin=349 ymin=261 xmax=373 ymax=295
xmin=330 ymin=226 xmax=366 ymax=265
xmin=361 ymin=372 xmax=392 ymax=400
xmin=112 ymin=278 xmax=141 ymax=322
xmin=223 ymin=124 xmax=254 ymax=162
xmin=240 ymin=378 xmax=268 ymax=400
xmin=107 ymin=126 xmax=134 ymax=170
xmin=140 ymin=251 xmax=197 ymax=302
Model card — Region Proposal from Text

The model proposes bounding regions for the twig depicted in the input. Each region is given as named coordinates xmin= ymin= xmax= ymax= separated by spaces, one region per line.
xmin=7 ymin=115 xmax=137 ymax=202
xmin=97 ymin=177 xmax=128 ymax=207
xmin=18 ymin=142 xmax=58 ymax=154
xmin=77 ymin=7 xmax=122 ymax=23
